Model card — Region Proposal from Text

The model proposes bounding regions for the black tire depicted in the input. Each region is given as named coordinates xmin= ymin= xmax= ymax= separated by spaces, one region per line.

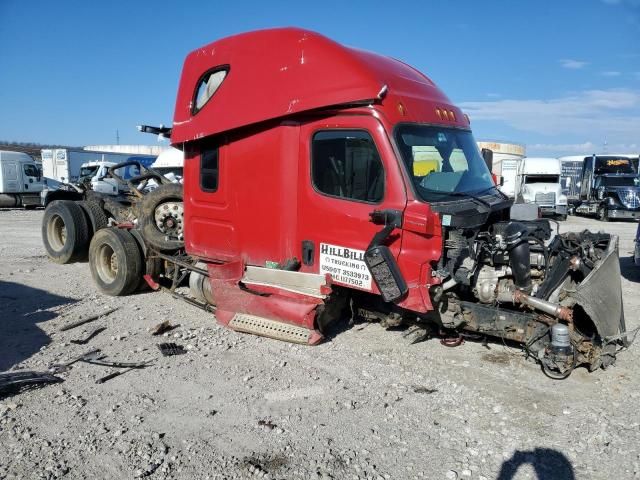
xmin=138 ymin=184 xmax=184 ymax=251
xmin=42 ymin=200 xmax=90 ymax=264
xmin=598 ymin=206 xmax=609 ymax=222
xmin=89 ymin=228 xmax=143 ymax=296
xmin=558 ymin=214 xmax=567 ymax=221
xmin=78 ymin=200 xmax=110 ymax=234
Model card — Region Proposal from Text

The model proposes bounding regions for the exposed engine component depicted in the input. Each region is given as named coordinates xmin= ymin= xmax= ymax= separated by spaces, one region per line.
xmin=433 ymin=219 xmax=623 ymax=378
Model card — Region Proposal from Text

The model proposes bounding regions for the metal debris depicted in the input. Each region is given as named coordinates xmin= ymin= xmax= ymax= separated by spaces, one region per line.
xmin=157 ymin=343 xmax=187 ymax=356
xmin=50 ymin=349 xmax=103 ymax=373
xmin=0 ymin=371 xmax=63 ymax=397
xmin=70 ymin=326 xmax=107 ymax=345
xmin=150 ymin=320 xmax=177 ymax=336
xmin=95 ymin=360 xmax=153 ymax=384
xmin=59 ymin=307 xmax=119 ymax=332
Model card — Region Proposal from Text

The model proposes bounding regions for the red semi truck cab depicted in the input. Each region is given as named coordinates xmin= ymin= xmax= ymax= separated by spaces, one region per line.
xmin=170 ymin=28 xmax=509 ymax=335
xmin=55 ymin=27 xmax=624 ymax=378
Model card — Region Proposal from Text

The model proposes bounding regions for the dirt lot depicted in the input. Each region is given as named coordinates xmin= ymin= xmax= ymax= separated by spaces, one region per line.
xmin=0 ymin=210 xmax=638 ymax=480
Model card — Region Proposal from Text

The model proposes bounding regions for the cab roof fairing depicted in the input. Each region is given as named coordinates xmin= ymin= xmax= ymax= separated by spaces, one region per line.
xmin=171 ymin=27 xmax=467 ymax=145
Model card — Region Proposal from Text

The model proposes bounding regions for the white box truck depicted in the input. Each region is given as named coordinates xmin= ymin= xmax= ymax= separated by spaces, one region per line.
xmin=0 ymin=150 xmax=44 ymax=208
xmin=515 ymin=157 xmax=568 ymax=219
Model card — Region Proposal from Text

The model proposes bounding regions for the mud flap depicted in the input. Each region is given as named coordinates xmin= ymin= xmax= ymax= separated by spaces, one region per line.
xmin=565 ymin=235 xmax=623 ymax=367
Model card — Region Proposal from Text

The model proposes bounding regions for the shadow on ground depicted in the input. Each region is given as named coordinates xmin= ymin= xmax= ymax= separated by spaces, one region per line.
xmin=0 ymin=280 xmax=75 ymax=370
xmin=620 ymin=256 xmax=640 ymax=283
xmin=498 ymin=448 xmax=574 ymax=480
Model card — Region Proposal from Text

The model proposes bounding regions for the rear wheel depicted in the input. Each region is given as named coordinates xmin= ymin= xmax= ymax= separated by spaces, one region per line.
xmin=89 ymin=228 xmax=142 ymax=296
xmin=42 ymin=200 xmax=90 ymax=264
xmin=78 ymin=200 xmax=110 ymax=234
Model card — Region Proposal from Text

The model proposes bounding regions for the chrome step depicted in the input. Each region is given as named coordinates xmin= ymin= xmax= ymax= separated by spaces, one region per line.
xmin=228 ymin=313 xmax=316 ymax=344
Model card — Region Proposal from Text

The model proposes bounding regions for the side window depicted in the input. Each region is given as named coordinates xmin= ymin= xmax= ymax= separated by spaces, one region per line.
xmin=200 ymin=148 xmax=219 ymax=192
xmin=193 ymin=66 xmax=229 ymax=114
xmin=23 ymin=164 xmax=39 ymax=178
xmin=312 ymin=130 xmax=384 ymax=203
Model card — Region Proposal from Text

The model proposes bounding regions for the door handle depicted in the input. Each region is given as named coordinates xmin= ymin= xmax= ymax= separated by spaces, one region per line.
xmin=369 ymin=209 xmax=402 ymax=228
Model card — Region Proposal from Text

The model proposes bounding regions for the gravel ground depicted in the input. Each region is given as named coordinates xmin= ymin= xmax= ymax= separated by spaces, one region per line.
xmin=0 ymin=209 xmax=638 ymax=480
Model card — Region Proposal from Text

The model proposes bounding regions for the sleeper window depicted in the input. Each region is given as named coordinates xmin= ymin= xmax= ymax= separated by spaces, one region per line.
xmin=200 ymin=148 xmax=219 ymax=192
xmin=312 ymin=130 xmax=384 ymax=203
xmin=193 ymin=67 xmax=228 ymax=113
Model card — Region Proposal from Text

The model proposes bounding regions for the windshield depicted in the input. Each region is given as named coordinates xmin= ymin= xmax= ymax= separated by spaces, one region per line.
xmin=394 ymin=124 xmax=494 ymax=202
xmin=525 ymin=175 xmax=560 ymax=184
xmin=79 ymin=165 xmax=99 ymax=181
xmin=598 ymin=176 xmax=639 ymax=188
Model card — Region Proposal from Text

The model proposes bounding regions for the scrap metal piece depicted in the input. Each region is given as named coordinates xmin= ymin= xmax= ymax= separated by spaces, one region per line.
xmin=0 ymin=371 xmax=63 ymax=397
xmin=95 ymin=359 xmax=154 ymax=384
xmin=70 ymin=327 xmax=106 ymax=345
xmin=50 ymin=349 xmax=103 ymax=373
xmin=82 ymin=358 xmax=152 ymax=369
xmin=158 ymin=343 xmax=187 ymax=356
xmin=150 ymin=320 xmax=176 ymax=336
xmin=59 ymin=308 xmax=119 ymax=332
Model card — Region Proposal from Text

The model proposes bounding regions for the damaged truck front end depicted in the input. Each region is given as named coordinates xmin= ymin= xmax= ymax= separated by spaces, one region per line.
xmin=434 ymin=223 xmax=624 ymax=379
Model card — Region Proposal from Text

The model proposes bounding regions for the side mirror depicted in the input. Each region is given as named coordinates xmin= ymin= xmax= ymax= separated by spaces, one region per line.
xmin=481 ymin=148 xmax=494 ymax=171
xmin=499 ymin=176 xmax=505 ymax=187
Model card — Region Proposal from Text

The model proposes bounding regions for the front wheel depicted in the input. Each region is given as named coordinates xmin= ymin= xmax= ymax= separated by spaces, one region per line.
xmin=598 ymin=206 xmax=609 ymax=222
xmin=89 ymin=228 xmax=142 ymax=296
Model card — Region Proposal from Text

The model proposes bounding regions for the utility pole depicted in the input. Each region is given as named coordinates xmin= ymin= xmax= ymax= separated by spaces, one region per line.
xmin=116 ymin=129 xmax=120 ymax=145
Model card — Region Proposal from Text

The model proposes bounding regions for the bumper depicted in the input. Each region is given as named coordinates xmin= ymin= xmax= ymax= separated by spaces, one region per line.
xmin=607 ymin=208 xmax=640 ymax=219
xmin=538 ymin=205 xmax=567 ymax=216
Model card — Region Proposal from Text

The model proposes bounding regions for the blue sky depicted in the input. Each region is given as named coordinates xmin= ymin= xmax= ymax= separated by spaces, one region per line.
xmin=0 ymin=0 xmax=638 ymax=156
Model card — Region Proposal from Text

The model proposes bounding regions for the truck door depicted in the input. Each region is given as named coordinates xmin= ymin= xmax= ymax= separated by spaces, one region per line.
xmin=297 ymin=116 xmax=407 ymax=295
xmin=21 ymin=163 xmax=42 ymax=192
xmin=1 ymin=161 xmax=19 ymax=192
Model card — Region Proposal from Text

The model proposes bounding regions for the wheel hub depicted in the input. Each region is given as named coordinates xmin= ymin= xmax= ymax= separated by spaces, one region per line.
xmin=154 ymin=202 xmax=184 ymax=239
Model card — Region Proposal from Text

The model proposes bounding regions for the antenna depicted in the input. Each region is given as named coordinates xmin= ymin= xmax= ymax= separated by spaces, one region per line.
xmin=116 ymin=129 xmax=120 ymax=145
xmin=603 ymin=139 xmax=608 ymax=154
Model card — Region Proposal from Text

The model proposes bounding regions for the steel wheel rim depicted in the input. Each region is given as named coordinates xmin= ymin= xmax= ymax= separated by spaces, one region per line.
xmin=48 ymin=215 xmax=67 ymax=251
xmin=96 ymin=243 xmax=118 ymax=283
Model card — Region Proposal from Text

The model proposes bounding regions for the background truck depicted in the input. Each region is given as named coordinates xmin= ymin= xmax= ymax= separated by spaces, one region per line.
xmin=41 ymin=148 xmax=157 ymax=188
xmin=0 ymin=150 xmax=44 ymax=208
xmin=476 ymin=141 xmax=525 ymax=198
xmin=41 ymin=27 xmax=628 ymax=379
xmin=558 ymin=155 xmax=586 ymax=209
xmin=515 ymin=157 xmax=568 ymax=219
xmin=575 ymin=154 xmax=640 ymax=221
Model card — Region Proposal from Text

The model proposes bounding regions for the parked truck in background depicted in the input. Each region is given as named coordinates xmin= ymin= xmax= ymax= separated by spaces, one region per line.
xmin=575 ymin=154 xmax=640 ymax=221
xmin=0 ymin=150 xmax=44 ymax=208
xmin=476 ymin=141 xmax=525 ymax=198
xmin=149 ymin=147 xmax=184 ymax=183
xmin=40 ymin=28 xmax=628 ymax=380
xmin=558 ymin=156 xmax=585 ymax=211
xmin=40 ymin=148 xmax=158 ymax=206
xmin=515 ymin=157 xmax=568 ymax=219
xmin=41 ymin=148 xmax=156 ymax=188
